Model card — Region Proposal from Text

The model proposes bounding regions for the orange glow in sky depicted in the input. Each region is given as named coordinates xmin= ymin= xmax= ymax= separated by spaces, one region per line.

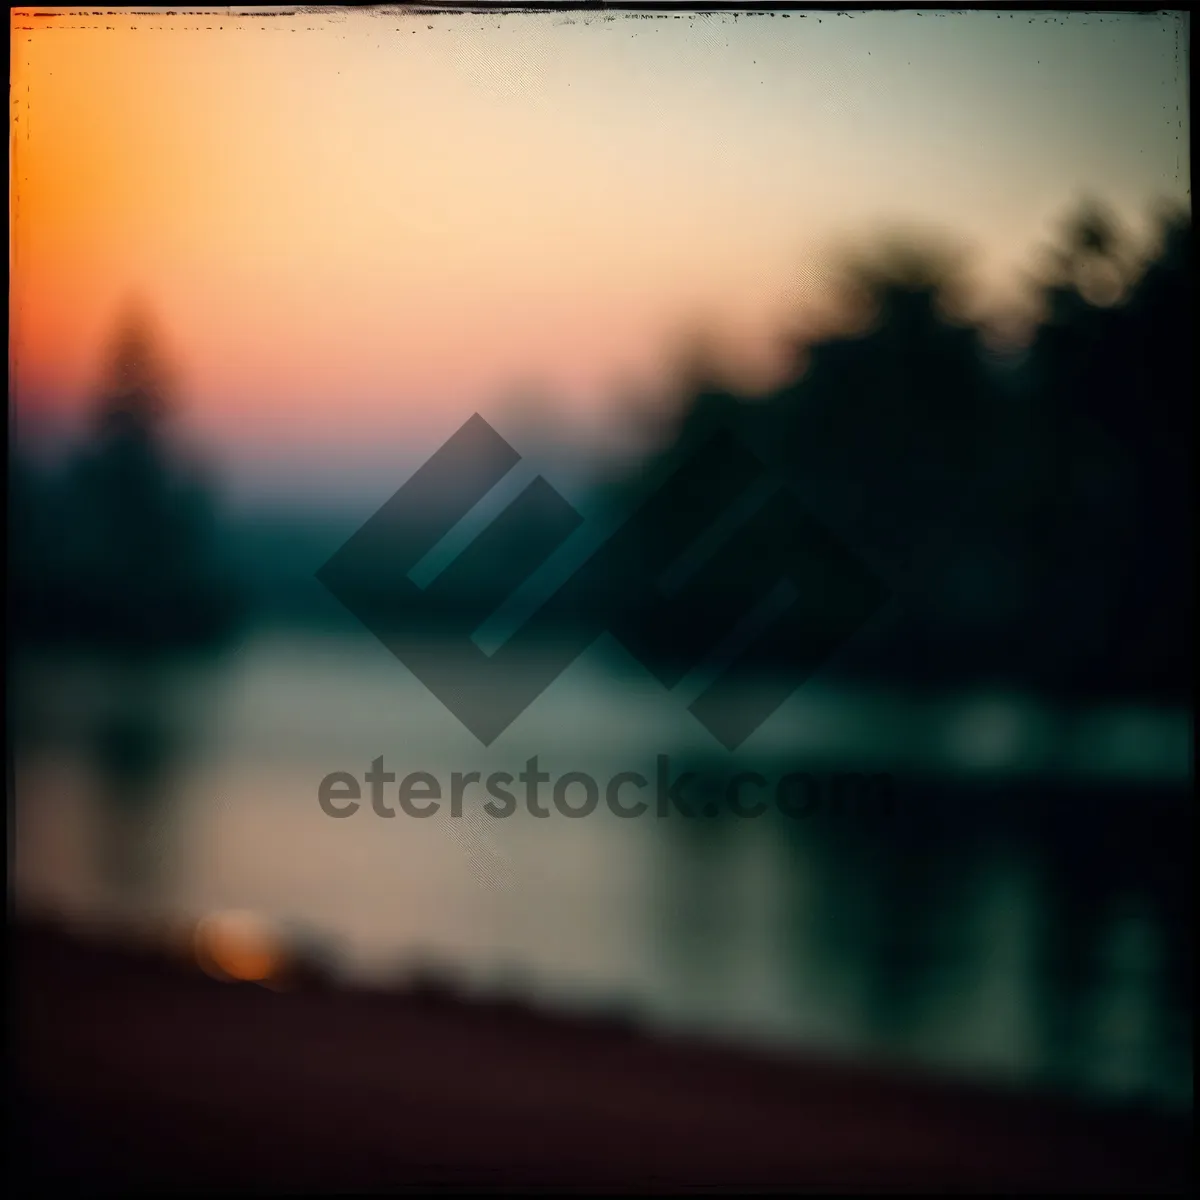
xmin=10 ymin=8 xmax=1190 ymax=468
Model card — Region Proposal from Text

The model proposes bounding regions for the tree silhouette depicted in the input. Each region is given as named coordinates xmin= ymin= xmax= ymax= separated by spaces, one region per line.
xmin=94 ymin=304 xmax=178 ymax=432
xmin=592 ymin=234 xmax=999 ymax=685
xmin=595 ymin=204 xmax=1190 ymax=702
xmin=51 ymin=304 xmax=242 ymax=655
xmin=1015 ymin=202 xmax=1191 ymax=700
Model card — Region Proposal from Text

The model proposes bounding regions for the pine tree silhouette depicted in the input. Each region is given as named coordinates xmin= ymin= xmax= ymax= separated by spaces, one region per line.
xmin=57 ymin=304 xmax=242 ymax=655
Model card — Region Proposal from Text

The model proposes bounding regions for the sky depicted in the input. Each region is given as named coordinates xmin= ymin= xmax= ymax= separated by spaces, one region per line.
xmin=9 ymin=7 xmax=1191 ymax=504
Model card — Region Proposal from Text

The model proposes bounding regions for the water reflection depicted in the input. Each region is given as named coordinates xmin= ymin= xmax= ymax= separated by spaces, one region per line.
xmin=647 ymin=752 xmax=1191 ymax=1102
xmin=1029 ymin=782 xmax=1192 ymax=1099
xmin=9 ymin=640 xmax=1193 ymax=1110
xmin=86 ymin=666 xmax=191 ymax=900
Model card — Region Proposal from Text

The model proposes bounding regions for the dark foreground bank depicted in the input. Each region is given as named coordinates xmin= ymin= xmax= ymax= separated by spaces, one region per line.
xmin=12 ymin=918 xmax=1190 ymax=1194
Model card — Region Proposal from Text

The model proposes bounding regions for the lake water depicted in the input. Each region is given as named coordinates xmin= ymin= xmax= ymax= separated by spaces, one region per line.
xmin=11 ymin=629 xmax=1193 ymax=1109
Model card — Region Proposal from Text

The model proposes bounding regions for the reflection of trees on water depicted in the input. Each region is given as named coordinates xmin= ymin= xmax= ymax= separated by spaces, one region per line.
xmin=649 ymin=775 xmax=748 ymax=985
xmin=1028 ymin=783 xmax=1192 ymax=1094
xmin=760 ymin=777 xmax=996 ymax=1056
xmin=87 ymin=666 xmax=193 ymax=901
xmin=798 ymin=805 xmax=980 ymax=1048
xmin=651 ymin=767 xmax=1190 ymax=1100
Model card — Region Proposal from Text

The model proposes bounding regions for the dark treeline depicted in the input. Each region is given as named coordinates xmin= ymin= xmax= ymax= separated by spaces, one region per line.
xmin=9 ymin=200 xmax=1191 ymax=704
xmin=600 ymin=199 xmax=1192 ymax=706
